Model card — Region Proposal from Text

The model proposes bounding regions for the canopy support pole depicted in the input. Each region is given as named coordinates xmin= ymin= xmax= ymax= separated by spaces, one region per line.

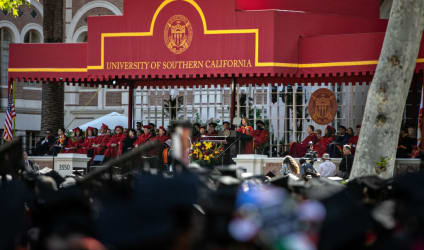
xmin=128 ymin=83 xmax=134 ymax=129
xmin=230 ymin=78 xmax=237 ymax=127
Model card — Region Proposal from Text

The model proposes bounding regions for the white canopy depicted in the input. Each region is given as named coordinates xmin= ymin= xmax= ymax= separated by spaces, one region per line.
xmin=78 ymin=112 xmax=128 ymax=131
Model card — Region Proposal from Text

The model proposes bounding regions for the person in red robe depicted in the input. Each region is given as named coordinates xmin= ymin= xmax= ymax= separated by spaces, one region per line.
xmin=348 ymin=125 xmax=360 ymax=155
xmin=289 ymin=125 xmax=318 ymax=157
xmin=313 ymin=125 xmax=335 ymax=157
xmin=92 ymin=123 xmax=110 ymax=156
xmin=134 ymin=125 xmax=154 ymax=147
xmin=78 ymin=127 xmax=97 ymax=155
xmin=237 ymin=117 xmax=254 ymax=154
xmin=253 ymin=120 xmax=268 ymax=154
xmin=63 ymin=127 xmax=84 ymax=153
xmin=153 ymin=126 xmax=170 ymax=143
xmin=104 ymin=125 xmax=126 ymax=159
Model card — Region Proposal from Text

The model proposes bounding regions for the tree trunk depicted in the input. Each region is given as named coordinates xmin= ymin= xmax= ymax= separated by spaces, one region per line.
xmin=350 ymin=0 xmax=424 ymax=179
xmin=41 ymin=0 xmax=64 ymax=133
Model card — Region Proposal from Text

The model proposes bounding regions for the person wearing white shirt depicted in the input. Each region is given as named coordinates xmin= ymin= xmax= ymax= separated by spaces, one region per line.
xmin=317 ymin=153 xmax=336 ymax=177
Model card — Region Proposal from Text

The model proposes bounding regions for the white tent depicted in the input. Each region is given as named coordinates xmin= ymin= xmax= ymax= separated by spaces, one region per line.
xmin=78 ymin=112 xmax=128 ymax=131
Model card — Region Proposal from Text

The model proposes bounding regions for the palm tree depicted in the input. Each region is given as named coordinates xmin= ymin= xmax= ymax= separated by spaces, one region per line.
xmin=41 ymin=0 xmax=64 ymax=133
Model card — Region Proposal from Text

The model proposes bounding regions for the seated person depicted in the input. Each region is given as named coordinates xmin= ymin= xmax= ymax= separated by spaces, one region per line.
xmin=327 ymin=125 xmax=351 ymax=158
xmin=136 ymin=122 xmax=142 ymax=134
xmin=34 ymin=129 xmax=55 ymax=156
xmin=149 ymin=123 xmax=157 ymax=136
xmin=397 ymin=128 xmax=413 ymax=158
xmin=279 ymin=156 xmax=300 ymax=177
xmin=346 ymin=127 xmax=354 ymax=137
xmin=317 ymin=153 xmax=337 ymax=177
xmin=104 ymin=126 xmax=126 ymax=159
xmin=253 ymin=120 xmax=268 ymax=154
xmin=78 ymin=127 xmax=96 ymax=155
xmin=339 ymin=145 xmax=354 ymax=179
xmin=199 ymin=125 xmax=207 ymax=137
xmin=289 ymin=125 xmax=318 ymax=158
xmin=153 ymin=126 xmax=170 ymax=143
xmin=92 ymin=124 xmax=110 ymax=156
xmin=406 ymin=126 xmax=418 ymax=154
xmin=348 ymin=125 xmax=361 ymax=155
xmin=192 ymin=123 xmax=201 ymax=142
xmin=48 ymin=128 xmax=68 ymax=156
xmin=63 ymin=127 xmax=83 ymax=153
xmin=207 ymin=122 xmax=219 ymax=136
xmin=237 ymin=117 xmax=254 ymax=154
xmin=313 ymin=126 xmax=335 ymax=157
xmin=220 ymin=121 xmax=232 ymax=136
xmin=134 ymin=125 xmax=154 ymax=147
xmin=122 ymin=129 xmax=137 ymax=154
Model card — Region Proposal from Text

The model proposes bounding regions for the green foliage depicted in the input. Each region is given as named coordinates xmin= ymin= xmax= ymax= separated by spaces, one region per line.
xmin=0 ymin=0 xmax=37 ymax=17
xmin=375 ymin=156 xmax=390 ymax=174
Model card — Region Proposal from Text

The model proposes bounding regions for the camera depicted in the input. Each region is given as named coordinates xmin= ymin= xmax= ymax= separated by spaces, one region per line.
xmin=304 ymin=151 xmax=318 ymax=164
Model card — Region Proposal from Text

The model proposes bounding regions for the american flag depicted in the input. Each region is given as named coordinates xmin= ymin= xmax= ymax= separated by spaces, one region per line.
xmin=3 ymin=87 xmax=16 ymax=141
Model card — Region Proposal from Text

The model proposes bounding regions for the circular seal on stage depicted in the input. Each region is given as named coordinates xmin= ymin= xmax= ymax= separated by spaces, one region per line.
xmin=308 ymin=88 xmax=337 ymax=125
xmin=164 ymin=15 xmax=193 ymax=55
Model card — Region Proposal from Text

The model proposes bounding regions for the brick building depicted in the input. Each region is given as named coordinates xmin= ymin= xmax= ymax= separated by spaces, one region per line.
xmin=0 ymin=0 xmax=401 ymax=152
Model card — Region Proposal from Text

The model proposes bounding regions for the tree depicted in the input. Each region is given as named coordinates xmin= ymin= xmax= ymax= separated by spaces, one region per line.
xmin=350 ymin=0 xmax=424 ymax=179
xmin=0 ymin=0 xmax=64 ymax=133
xmin=41 ymin=0 xmax=64 ymax=133
xmin=0 ymin=0 xmax=35 ymax=17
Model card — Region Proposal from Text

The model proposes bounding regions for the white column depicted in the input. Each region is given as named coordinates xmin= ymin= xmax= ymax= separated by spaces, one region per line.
xmin=65 ymin=0 xmax=73 ymax=43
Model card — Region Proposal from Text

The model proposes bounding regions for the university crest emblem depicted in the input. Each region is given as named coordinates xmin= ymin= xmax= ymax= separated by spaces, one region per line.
xmin=308 ymin=88 xmax=337 ymax=125
xmin=164 ymin=15 xmax=193 ymax=55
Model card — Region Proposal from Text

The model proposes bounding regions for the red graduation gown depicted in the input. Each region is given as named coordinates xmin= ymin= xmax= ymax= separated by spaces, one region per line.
xmin=313 ymin=136 xmax=334 ymax=157
xmin=93 ymin=134 xmax=110 ymax=156
xmin=78 ymin=136 xmax=97 ymax=155
xmin=104 ymin=133 xmax=126 ymax=159
xmin=153 ymin=135 xmax=170 ymax=143
xmin=237 ymin=126 xmax=254 ymax=154
xmin=134 ymin=133 xmax=153 ymax=147
xmin=63 ymin=137 xmax=83 ymax=153
xmin=348 ymin=135 xmax=359 ymax=154
xmin=253 ymin=129 xmax=268 ymax=151
xmin=290 ymin=133 xmax=318 ymax=157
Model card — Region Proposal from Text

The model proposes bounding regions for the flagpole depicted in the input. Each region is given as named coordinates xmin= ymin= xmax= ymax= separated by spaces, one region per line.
xmin=12 ymin=80 xmax=15 ymax=137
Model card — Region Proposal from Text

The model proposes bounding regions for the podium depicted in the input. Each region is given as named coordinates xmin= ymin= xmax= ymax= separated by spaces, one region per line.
xmin=54 ymin=153 xmax=91 ymax=177
xmin=199 ymin=134 xmax=237 ymax=165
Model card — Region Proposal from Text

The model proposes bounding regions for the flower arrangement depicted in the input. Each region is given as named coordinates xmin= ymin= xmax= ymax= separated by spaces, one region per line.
xmin=190 ymin=141 xmax=224 ymax=166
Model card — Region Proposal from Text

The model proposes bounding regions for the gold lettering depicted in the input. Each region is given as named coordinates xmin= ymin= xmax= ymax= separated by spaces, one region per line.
xmin=247 ymin=59 xmax=252 ymax=67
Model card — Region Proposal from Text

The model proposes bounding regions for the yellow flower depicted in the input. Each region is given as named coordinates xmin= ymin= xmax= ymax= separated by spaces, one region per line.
xmin=195 ymin=143 xmax=201 ymax=147
xmin=204 ymin=155 xmax=210 ymax=161
xmin=205 ymin=142 xmax=213 ymax=150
